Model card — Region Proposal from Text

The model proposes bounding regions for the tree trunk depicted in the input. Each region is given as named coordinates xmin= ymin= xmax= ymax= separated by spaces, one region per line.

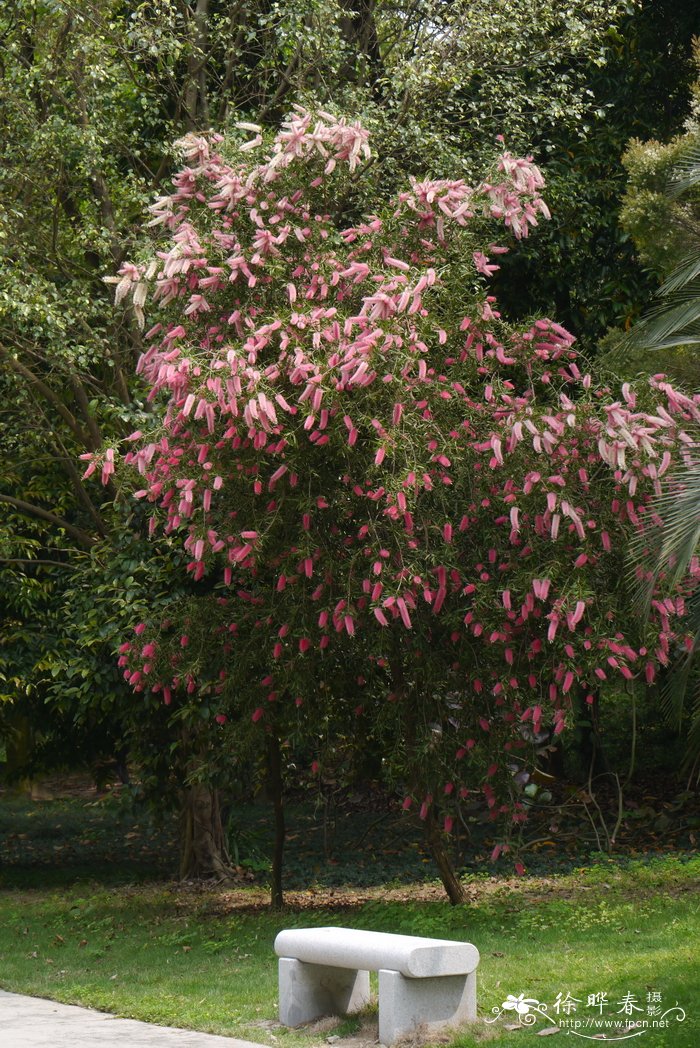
xmin=267 ymin=732 xmax=286 ymax=909
xmin=338 ymin=0 xmax=384 ymax=96
xmin=179 ymin=783 xmax=232 ymax=880
xmin=573 ymin=689 xmax=610 ymax=780
xmin=3 ymin=712 xmax=35 ymax=795
xmin=184 ymin=0 xmax=210 ymax=129
xmin=388 ymin=644 xmax=466 ymax=904
xmin=425 ymin=808 xmax=468 ymax=905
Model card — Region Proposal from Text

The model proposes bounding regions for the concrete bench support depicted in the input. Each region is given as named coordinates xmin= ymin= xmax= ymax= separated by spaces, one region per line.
xmin=278 ymin=957 xmax=371 ymax=1027
xmin=377 ymin=969 xmax=476 ymax=1045
xmin=274 ymin=928 xmax=479 ymax=1045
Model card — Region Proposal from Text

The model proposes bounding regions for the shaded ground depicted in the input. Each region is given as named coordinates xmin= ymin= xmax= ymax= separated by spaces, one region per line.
xmin=0 ymin=771 xmax=698 ymax=891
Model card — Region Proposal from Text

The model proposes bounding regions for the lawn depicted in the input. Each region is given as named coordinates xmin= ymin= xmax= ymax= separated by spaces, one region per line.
xmin=0 ymin=788 xmax=695 ymax=1048
xmin=0 ymin=855 xmax=697 ymax=1048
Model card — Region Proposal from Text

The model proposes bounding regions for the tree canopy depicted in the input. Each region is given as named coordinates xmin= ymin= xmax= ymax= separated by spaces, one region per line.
xmin=94 ymin=112 xmax=700 ymax=895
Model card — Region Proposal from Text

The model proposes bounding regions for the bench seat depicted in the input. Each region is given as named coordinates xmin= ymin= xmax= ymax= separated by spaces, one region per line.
xmin=274 ymin=927 xmax=479 ymax=1044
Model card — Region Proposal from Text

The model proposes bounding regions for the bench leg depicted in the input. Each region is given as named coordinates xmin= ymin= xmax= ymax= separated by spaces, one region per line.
xmin=377 ymin=969 xmax=477 ymax=1045
xmin=278 ymin=957 xmax=371 ymax=1027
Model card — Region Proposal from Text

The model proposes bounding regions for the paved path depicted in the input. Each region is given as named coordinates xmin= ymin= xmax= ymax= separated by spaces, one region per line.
xmin=0 ymin=989 xmax=268 ymax=1048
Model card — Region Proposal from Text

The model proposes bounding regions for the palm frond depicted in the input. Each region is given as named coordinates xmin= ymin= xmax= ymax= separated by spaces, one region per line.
xmin=659 ymin=251 xmax=700 ymax=295
xmin=682 ymin=678 xmax=700 ymax=784
xmin=627 ymin=297 xmax=700 ymax=351
xmin=668 ymin=143 xmax=700 ymax=198
xmin=660 ymin=612 xmax=700 ymax=732
xmin=630 ymin=458 xmax=700 ymax=608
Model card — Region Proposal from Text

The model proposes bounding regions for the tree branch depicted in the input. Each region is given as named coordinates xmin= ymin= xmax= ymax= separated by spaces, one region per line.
xmin=1 ymin=558 xmax=79 ymax=570
xmin=0 ymin=495 xmax=97 ymax=548
xmin=0 ymin=345 xmax=91 ymax=447
xmin=69 ymin=372 xmax=103 ymax=450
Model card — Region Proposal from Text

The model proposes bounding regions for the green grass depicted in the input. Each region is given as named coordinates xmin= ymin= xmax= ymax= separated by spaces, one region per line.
xmin=0 ymin=855 xmax=697 ymax=1047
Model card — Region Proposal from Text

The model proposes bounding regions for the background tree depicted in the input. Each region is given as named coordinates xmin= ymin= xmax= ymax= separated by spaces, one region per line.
xmin=618 ymin=42 xmax=700 ymax=781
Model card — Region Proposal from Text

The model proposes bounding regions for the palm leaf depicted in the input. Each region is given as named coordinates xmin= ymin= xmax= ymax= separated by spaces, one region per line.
xmin=660 ymin=612 xmax=700 ymax=732
xmin=631 ymin=458 xmax=700 ymax=605
xmin=667 ymin=143 xmax=700 ymax=198
xmin=627 ymin=298 xmax=700 ymax=351
xmin=659 ymin=251 xmax=700 ymax=295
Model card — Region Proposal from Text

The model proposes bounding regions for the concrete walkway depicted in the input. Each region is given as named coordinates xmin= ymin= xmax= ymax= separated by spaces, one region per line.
xmin=0 ymin=989 xmax=268 ymax=1048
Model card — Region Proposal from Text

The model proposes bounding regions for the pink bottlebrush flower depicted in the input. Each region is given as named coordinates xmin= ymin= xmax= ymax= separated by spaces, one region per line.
xmin=473 ymin=251 xmax=500 ymax=277
xmin=396 ymin=598 xmax=412 ymax=629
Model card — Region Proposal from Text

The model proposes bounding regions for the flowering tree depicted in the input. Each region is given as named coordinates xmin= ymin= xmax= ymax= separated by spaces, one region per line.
xmin=95 ymin=110 xmax=700 ymax=901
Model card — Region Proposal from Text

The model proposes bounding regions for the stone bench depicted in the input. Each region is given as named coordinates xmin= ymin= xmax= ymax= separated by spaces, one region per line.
xmin=274 ymin=927 xmax=480 ymax=1044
